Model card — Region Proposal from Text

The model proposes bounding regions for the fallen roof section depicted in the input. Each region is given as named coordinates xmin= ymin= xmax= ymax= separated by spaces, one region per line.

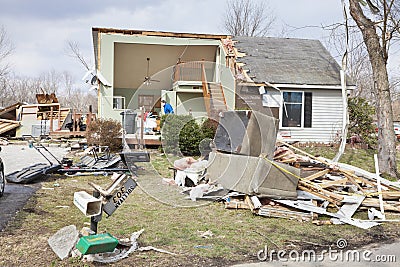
xmin=0 ymin=118 xmax=20 ymax=135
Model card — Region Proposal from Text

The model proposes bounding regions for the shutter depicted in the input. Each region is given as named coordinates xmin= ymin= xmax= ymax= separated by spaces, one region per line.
xmin=304 ymin=92 xmax=312 ymax=128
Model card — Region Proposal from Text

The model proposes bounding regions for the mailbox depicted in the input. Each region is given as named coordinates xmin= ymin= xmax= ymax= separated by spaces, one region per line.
xmin=73 ymin=191 xmax=102 ymax=217
xmin=103 ymin=176 xmax=137 ymax=216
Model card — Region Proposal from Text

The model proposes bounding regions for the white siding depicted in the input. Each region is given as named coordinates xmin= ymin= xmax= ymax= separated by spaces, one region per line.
xmin=278 ymin=89 xmax=343 ymax=143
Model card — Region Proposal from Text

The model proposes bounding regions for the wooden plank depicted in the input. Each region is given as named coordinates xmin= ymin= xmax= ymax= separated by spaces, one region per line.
xmin=381 ymin=191 xmax=400 ymax=200
xmin=342 ymin=172 xmax=366 ymax=193
xmin=303 ymin=169 xmax=330 ymax=181
xmin=340 ymin=170 xmax=377 ymax=188
xmin=361 ymin=198 xmax=400 ymax=212
xmin=0 ymin=118 xmax=21 ymax=124
xmin=258 ymin=206 xmax=314 ymax=222
xmin=244 ymin=195 xmax=255 ymax=212
xmin=298 ymin=181 xmax=343 ymax=205
xmin=225 ymin=201 xmax=250 ymax=210
xmin=319 ymin=177 xmax=348 ymax=188
xmin=0 ymin=120 xmax=20 ymax=135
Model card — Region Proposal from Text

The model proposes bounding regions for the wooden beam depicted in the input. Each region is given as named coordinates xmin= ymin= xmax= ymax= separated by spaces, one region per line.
xmin=319 ymin=178 xmax=348 ymax=188
xmin=303 ymin=169 xmax=330 ymax=181
xmin=342 ymin=172 xmax=366 ymax=193
xmin=298 ymin=180 xmax=344 ymax=205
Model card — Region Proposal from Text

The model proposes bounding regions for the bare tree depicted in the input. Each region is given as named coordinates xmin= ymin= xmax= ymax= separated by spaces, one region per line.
xmin=58 ymin=71 xmax=96 ymax=112
xmin=223 ymin=0 xmax=275 ymax=37
xmin=1 ymin=74 xmax=40 ymax=106
xmin=38 ymin=69 xmax=61 ymax=94
xmin=326 ymin=25 xmax=374 ymax=100
xmin=0 ymin=26 xmax=13 ymax=78
xmin=349 ymin=0 xmax=400 ymax=178
xmin=66 ymin=40 xmax=91 ymax=71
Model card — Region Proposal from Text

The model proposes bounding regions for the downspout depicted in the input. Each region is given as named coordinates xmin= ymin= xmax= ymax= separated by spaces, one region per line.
xmin=333 ymin=0 xmax=349 ymax=162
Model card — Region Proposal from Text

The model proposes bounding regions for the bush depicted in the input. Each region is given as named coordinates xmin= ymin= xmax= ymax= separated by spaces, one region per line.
xmin=161 ymin=115 xmax=218 ymax=156
xmin=86 ymin=118 xmax=122 ymax=151
xmin=201 ymin=118 xmax=218 ymax=139
xmin=348 ymin=97 xmax=376 ymax=148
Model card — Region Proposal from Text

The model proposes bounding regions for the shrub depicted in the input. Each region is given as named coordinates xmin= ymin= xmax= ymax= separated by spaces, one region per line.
xmin=348 ymin=97 xmax=376 ymax=148
xmin=201 ymin=118 xmax=218 ymax=139
xmin=86 ymin=118 xmax=122 ymax=151
xmin=161 ymin=115 xmax=218 ymax=156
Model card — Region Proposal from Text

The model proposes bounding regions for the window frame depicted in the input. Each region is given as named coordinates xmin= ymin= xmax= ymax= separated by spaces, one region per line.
xmin=280 ymin=91 xmax=308 ymax=129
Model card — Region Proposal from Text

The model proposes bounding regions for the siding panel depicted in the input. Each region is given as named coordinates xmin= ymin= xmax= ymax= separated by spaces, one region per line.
xmin=279 ymin=89 xmax=343 ymax=143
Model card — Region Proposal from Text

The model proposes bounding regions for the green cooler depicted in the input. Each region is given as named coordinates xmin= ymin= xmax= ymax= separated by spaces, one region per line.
xmin=76 ymin=233 xmax=119 ymax=255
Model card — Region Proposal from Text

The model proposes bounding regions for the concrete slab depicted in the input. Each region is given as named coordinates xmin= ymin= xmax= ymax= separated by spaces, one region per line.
xmin=0 ymin=144 xmax=69 ymax=231
xmin=0 ymin=144 xmax=68 ymax=175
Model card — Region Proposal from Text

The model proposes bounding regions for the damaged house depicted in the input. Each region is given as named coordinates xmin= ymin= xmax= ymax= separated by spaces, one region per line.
xmin=92 ymin=28 xmax=354 ymax=143
xmin=231 ymin=36 xmax=356 ymax=143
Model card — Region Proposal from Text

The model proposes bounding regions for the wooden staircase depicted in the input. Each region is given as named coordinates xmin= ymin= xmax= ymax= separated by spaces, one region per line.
xmin=201 ymin=62 xmax=228 ymax=119
xmin=208 ymin=82 xmax=227 ymax=116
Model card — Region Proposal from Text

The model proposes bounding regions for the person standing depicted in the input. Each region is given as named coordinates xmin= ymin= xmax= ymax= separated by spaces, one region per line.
xmin=161 ymin=100 xmax=174 ymax=114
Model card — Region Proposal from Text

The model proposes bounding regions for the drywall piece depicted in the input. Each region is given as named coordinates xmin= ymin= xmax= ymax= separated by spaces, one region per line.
xmin=214 ymin=111 xmax=249 ymax=154
xmin=368 ymin=208 xmax=385 ymax=220
xmin=276 ymin=199 xmax=380 ymax=229
xmin=296 ymin=190 xmax=325 ymax=201
xmin=335 ymin=217 xmax=380 ymax=229
xmin=213 ymin=110 xmax=278 ymax=157
xmin=207 ymin=152 xmax=298 ymax=198
xmin=336 ymin=195 xmax=365 ymax=218
xmin=274 ymin=200 xmax=331 ymax=215
xmin=239 ymin=110 xmax=278 ymax=158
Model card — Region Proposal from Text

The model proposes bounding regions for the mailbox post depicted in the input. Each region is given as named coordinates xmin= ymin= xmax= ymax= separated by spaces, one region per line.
xmin=73 ymin=174 xmax=137 ymax=234
xmin=90 ymin=191 xmax=102 ymax=234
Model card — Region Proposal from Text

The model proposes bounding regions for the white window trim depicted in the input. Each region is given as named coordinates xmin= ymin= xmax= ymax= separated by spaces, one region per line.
xmin=112 ymin=96 xmax=126 ymax=110
xmin=280 ymin=91 xmax=305 ymax=129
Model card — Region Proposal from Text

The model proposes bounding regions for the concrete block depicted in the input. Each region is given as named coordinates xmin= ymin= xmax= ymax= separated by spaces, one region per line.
xmin=48 ymin=225 xmax=79 ymax=260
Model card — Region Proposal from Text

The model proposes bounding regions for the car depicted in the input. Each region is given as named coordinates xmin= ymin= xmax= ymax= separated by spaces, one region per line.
xmin=394 ymin=124 xmax=400 ymax=136
xmin=374 ymin=123 xmax=400 ymax=140
xmin=0 ymin=147 xmax=4 ymax=197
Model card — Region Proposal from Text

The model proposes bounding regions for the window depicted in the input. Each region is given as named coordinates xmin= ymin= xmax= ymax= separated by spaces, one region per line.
xmin=281 ymin=91 xmax=312 ymax=128
xmin=113 ymin=96 xmax=125 ymax=110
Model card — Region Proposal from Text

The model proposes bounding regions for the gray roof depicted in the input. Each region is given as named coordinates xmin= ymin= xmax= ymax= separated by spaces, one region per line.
xmin=234 ymin=36 xmax=352 ymax=86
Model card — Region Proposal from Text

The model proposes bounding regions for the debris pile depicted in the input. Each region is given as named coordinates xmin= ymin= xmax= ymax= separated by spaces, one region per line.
xmin=171 ymin=111 xmax=400 ymax=229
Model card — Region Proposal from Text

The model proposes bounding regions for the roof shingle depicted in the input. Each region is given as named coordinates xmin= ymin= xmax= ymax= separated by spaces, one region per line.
xmin=234 ymin=36 xmax=351 ymax=86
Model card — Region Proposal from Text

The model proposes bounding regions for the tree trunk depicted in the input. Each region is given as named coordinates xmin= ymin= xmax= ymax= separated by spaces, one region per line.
xmin=349 ymin=0 xmax=398 ymax=178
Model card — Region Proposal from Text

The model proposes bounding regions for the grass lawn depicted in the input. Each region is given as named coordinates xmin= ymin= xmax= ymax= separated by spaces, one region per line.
xmin=0 ymin=147 xmax=400 ymax=266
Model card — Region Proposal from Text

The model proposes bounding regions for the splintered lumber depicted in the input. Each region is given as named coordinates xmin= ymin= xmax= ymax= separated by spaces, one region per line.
xmin=277 ymin=140 xmax=330 ymax=166
xmin=303 ymin=169 xmax=330 ymax=181
xmin=341 ymin=172 xmax=366 ymax=193
xmin=319 ymin=178 xmax=348 ymax=189
xmin=361 ymin=198 xmax=400 ymax=212
xmin=244 ymin=195 xmax=255 ymax=211
xmin=381 ymin=191 xmax=400 ymax=200
xmin=340 ymin=169 xmax=377 ymax=188
xmin=225 ymin=201 xmax=250 ymax=210
xmin=312 ymin=220 xmax=333 ymax=225
xmin=298 ymin=180 xmax=344 ymax=205
xmin=258 ymin=205 xmax=315 ymax=222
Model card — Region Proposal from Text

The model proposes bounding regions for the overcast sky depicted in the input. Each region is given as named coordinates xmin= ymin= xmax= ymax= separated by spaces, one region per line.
xmin=1 ymin=0 xmax=397 ymax=89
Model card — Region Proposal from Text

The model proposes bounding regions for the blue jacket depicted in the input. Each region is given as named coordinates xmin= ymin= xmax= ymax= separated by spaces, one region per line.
xmin=163 ymin=103 xmax=174 ymax=114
